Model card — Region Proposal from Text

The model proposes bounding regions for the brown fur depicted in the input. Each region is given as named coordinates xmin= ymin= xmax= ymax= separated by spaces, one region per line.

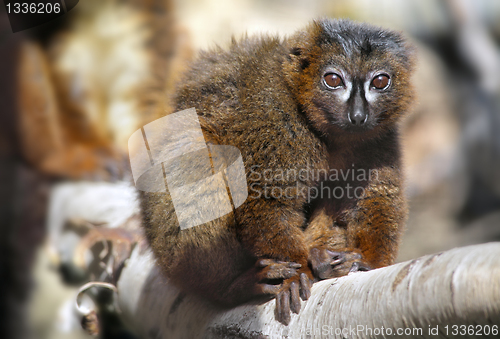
xmin=16 ymin=0 xmax=191 ymax=179
xmin=141 ymin=19 xmax=415 ymax=325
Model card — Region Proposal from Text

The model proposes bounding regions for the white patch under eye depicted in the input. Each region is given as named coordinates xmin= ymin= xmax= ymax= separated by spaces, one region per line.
xmin=364 ymin=80 xmax=377 ymax=103
xmin=339 ymin=80 xmax=352 ymax=103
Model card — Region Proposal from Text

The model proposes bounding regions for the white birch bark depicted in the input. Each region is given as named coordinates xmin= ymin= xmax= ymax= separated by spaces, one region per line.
xmin=47 ymin=182 xmax=500 ymax=338
xmin=117 ymin=243 xmax=500 ymax=339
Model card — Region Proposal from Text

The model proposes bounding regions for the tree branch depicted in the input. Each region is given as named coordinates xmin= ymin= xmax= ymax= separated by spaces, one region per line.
xmin=116 ymin=243 xmax=500 ymax=338
xmin=47 ymin=182 xmax=500 ymax=338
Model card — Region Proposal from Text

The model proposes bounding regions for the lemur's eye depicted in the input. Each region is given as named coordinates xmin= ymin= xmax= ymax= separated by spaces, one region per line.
xmin=371 ymin=74 xmax=390 ymax=90
xmin=324 ymin=73 xmax=344 ymax=89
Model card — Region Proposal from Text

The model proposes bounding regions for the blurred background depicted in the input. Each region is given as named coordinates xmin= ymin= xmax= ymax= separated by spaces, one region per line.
xmin=1 ymin=0 xmax=499 ymax=338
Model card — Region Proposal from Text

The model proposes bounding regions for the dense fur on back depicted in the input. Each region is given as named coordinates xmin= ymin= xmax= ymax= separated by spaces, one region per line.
xmin=141 ymin=18 xmax=415 ymax=324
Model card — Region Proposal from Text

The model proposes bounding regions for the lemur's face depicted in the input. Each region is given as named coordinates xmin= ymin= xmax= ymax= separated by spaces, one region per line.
xmin=289 ymin=20 xmax=415 ymax=139
xmin=317 ymin=66 xmax=393 ymax=133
